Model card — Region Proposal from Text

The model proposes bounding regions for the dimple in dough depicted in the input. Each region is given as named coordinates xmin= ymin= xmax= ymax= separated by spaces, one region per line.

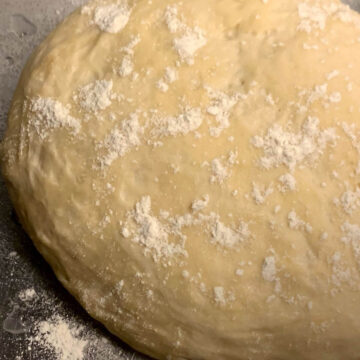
xmin=2 ymin=0 xmax=360 ymax=359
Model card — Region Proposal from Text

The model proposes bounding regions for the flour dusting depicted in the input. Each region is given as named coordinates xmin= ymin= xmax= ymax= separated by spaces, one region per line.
xmin=30 ymin=315 xmax=88 ymax=360
xmin=152 ymin=107 xmax=203 ymax=137
xmin=211 ymin=220 xmax=250 ymax=248
xmin=93 ymin=2 xmax=131 ymax=34
xmin=99 ymin=113 xmax=143 ymax=167
xmin=164 ymin=5 xmax=207 ymax=65
xmin=77 ymin=79 xmax=114 ymax=113
xmin=262 ymin=256 xmax=277 ymax=282
xmin=122 ymin=196 xmax=188 ymax=263
xmin=251 ymin=117 xmax=337 ymax=171
xmin=29 ymin=97 xmax=80 ymax=139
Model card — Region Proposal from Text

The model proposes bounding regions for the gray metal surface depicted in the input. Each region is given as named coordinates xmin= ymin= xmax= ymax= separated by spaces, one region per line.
xmin=0 ymin=0 xmax=360 ymax=359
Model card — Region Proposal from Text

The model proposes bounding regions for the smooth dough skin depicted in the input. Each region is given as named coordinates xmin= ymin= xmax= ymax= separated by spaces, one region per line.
xmin=2 ymin=0 xmax=360 ymax=359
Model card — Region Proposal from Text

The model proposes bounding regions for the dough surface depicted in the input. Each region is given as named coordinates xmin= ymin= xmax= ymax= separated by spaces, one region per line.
xmin=2 ymin=0 xmax=360 ymax=359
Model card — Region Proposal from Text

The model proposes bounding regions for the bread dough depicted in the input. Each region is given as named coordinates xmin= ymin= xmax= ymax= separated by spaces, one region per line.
xmin=2 ymin=0 xmax=360 ymax=358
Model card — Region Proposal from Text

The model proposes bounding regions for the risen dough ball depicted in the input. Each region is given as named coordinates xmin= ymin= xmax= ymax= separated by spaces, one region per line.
xmin=2 ymin=0 xmax=360 ymax=359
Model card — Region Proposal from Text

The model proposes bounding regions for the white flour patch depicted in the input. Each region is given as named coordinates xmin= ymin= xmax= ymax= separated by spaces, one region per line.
xmin=164 ymin=5 xmax=207 ymax=65
xmin=251 ymin=117 xmax=337 ymax=171
xmin=213 ymin=286 xmax=226 ymax=305
xmin=116 ymin=35 xmax=141 ymax=78
xmin=334 ymin=188 xmax=360 ymax=214
xmin=262 ymin=256 xmax=277 ymax=282
xmin=99 ymin=113 xmax=143 ymax=167
xmin=118 ymin=55 xmax=134 ymax=77
xmin=341 ymin=222 xmax=360 ymax=264
xmin=152 ymin=107 xmax=203 ymax=137
xmin=77 ymin=79 xmax=114 ymax=113
xmin=30 ymin=315 xmax=88 ymax=360
xmin=156 ymin=67 xmax=178 ymax=93
xmin=210 ymin=220 xmax=250 ymax=248
xmin=173 ymin=28 xmax=207 ymax=65
xmin=123 ymin=196 xmax=188 ymax=263
xmin=297 ymin=2 xmax=360 ymax=34
xmin=93 ymin=2 xmax=131 ymax=34
xmin=206 ymin=88 xmax=245 ymax=137
xmin=278 ymin=173 xmax=297 ymax=192
xmin=210 ymin=158 xmax=229 ymax=184
xmin=191 ymin=195 xmax=209 ymax=212
xmin=288 ymin=210 xmax=313 ymax=233
xmin=29 ymin=97 xmax=81 ymax=139
xmin=252 ymin=182 xmax=274 ymax=204
xmin=18 ymin=288 xmax=37 ymax=302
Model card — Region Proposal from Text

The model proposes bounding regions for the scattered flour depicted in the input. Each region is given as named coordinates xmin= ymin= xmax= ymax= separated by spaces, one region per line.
xmin=11 ymin=288 xmax=137 ymax=360
xmin=77 ymin=79 xmax=114 ymax=113
xmin=99 ymin=113 xmax=143 ymax=167
xmin=156 ymin=67 xmax=178 ymax=93
xmin=235 ymin=269 xmax=244 ymax=276
xmin=210 ymin=220 xmax=250 ymax=248
xmin=341 ymin=222 xmax=360 ymax=263
xmin=329 ymin=92 xmax=342 ymax=103
xmin=206 ymin=88 xmax=244 ymax=137
xmin=329 ymin=251 xmax=354 ymax=287
xmin=191 ymin=195 xmax=209 ymax=212
xmin=262 ymin=256 xmax=277 ymax=282
xmin=120 ymin=34 xmax=141 ymax=55
xmin=164 ymin=5 xmax=207 ymax=65
xmin=326 ymin=70 xmax=340 ymax=80
xmin=300 ymin=83 xmax=343 ymax=106
xmin=164 ymin=5 xmax=184 ymax=33
xmin=117 ymin=35 xmax=141 ymax=77
xmin=297 ymin=2 xmax=360 ymax=34
xmin=288 ymin=210 xmax=313 ymax=233
xmin=152 ymin=107 xmax=203 ymax=137
xmin=334 ymin=188 xmax=360 ymax=214
xmin=210 ymin=158 xmax=229 ymax=184
xmin=164 ymin=67 xmax=178 ymax=83
xmin=93 ymin=2 xmax=131 ymax=34
xmin=342 ymin=122 xmax=360 ymax=153
xmin=19 ymin=288 xmax=37 ymax=302
xmin=156 ymin=80 xmax=169 ymax=93
xmin=251 ymin=116 xmax=337 ymax=171
xmin=29 ymin=97 xmax=80 ymax=139
xmin=124 ymin=196 xmax=188 ymax=263
xmin=118 ymin=55 xmax=134 ymax=77
xmin=30 ymin=315 xmax=88 ymax=360
xmin=297 ymin=2 xmax=328 ymax=33
xmin=173 ymin=28 xmax=207 ymax=65
xmin=274 ymin=205 xmax=281 ymax=214
xmin=278 ymin=173 xmax=297 ymax=192
xmin=252 ymin=182 xmax=274 ymax=204
xmin=213 ymin=286 xmax=226 ymax=305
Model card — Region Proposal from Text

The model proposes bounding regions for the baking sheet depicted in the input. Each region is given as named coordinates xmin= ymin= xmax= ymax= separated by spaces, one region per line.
xmin=0 ymin=0 xmax=360 ymax=359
